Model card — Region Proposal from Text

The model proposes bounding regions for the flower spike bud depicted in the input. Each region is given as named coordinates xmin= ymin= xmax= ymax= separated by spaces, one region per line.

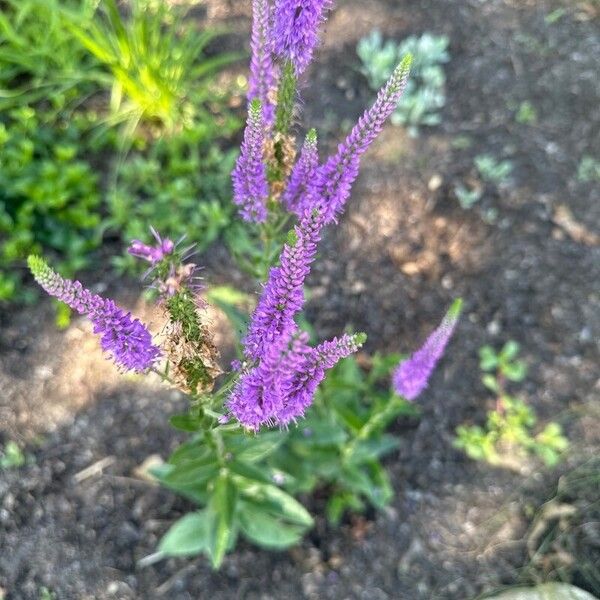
xmin=310 ymin=54 xmax=412 ymax=223
xmin=393 ymin=298 xmax=462 ymax=401
xmin=243 ymin=208 xmax=325 ymax=360
xmin=282 ymin=128 xmax=318 ymax=216
xmin=272 ymin=0 xmax=333 ymax=75
xmin=28 ymin=256 xmax=161 ymax=373
xmin=231 ymin=98 xmax=269 ymax=223
xmin=248 ymin=0 xmax=277 ymax=124
xmin=128 ymin=227 xmax=174 ymax=264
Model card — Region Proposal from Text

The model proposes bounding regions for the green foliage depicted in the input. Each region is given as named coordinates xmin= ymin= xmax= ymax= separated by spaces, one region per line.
xmin=515 ymin=100 xmax=538 ymax=125
xmin=357 ymin=30 xmax=449 ymax=135
xmin=0 ymin=441 xmax=26 ymax=469
xmin=0 ymin=0 xmax=97 ymax=111
xmin=0 ymin=107 xmax=101 ymax=300
xmin=455 ymin=342 xmax=568 ymax=468
xmin=109 ymin=121 xmax=238 ymax=274
xmin=152 ymin=351 xmax=416 ymax=565
xmin=576 ymin=155 xmax=600 ymax=183
xmin=64 ymin=0 xmax=240 ymax=135
xmin=38 ymin=587 xmax=57 ymax=600
xmin=475 ymin=154 xmax=513 ymax=185
xmin=454 ymin=184 xmax=482 ymax=210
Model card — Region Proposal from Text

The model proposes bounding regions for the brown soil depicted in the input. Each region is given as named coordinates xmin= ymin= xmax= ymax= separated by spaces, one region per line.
xmin=1 ymin=0 xmax=599 ymax=598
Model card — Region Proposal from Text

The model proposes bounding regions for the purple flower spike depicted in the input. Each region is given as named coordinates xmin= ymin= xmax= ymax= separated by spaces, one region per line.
xmin=282 ymin=129 xmax=318 ymax=216
xmin=248 ymin=0 xmax=277 ymax=124
xmin=232 ymin=99 xmax=269 ymax=223
xmin=128 ymin=227 xmax=174 ymax=264
xmin=28 ymin=256 xmax=161 ymax=373
xmin=310 ymin=55 xmax=412 ymax=223
xmin=243 ymin=208 xmax=325 ymax=360
xmin=277 ymin=332 xmax=365 ymax=425
xmin=272 ymin=0 xmax=332 ymax=75
xmin=393 ymin=299 xmax=462 ymax=400
xmin=228 ymin=331 xmax=365 ymax=430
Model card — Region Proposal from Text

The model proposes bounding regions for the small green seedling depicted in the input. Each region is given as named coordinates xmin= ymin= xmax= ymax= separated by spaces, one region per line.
xmin=455 ymin=342 xmax=568 ymax=468
xmin=515 ymin=101 xmax=538 ymax=125
xmin=0 ymin=440 xmax=26 ymax=469
xmin=577 ymin=156 xmax=600 ymax=183
xmin=475 ymin=154 xmax=513 ymax=185
xmin=454 ymin=184 xmax=482 ymax=209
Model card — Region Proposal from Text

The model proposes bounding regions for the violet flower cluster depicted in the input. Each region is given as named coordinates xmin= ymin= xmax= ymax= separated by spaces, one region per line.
xmin=28 ymin=256 xmax=160 ymax=373
xmin=248 ymin=0 xmax=276 ymax=124
xmin=231 ymin=99 xmax=269 ymax=223
xmin=272 ymin=0 xmax=332 ymax=75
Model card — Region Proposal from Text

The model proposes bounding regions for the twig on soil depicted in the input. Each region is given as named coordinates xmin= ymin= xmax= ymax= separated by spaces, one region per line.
xmin=73 ymin=456 xmax=116 ymax=483
xmin=155 ymin=564 xmax=198 ymax=596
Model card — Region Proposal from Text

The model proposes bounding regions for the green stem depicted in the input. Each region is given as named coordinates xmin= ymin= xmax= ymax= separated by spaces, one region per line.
xmin=274 ymin=61 xmax=296 ymax=135
xmin=343 ymin=395 xmax=406 ymax=460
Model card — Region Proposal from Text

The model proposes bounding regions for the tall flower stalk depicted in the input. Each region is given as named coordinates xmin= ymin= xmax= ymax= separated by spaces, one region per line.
xmin=28 ymin=256 xmax=160 ymax=372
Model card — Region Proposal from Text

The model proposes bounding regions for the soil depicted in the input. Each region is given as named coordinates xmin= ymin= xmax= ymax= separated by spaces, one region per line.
xmin=1 ymin=0 xmax=599 ymax=599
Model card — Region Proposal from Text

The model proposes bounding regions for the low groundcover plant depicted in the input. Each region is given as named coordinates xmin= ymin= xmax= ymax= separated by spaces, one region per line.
xmin=27 ymin=0 xmax=462 ymax=567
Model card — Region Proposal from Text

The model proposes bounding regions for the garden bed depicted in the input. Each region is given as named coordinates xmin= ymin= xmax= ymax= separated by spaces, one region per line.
xmin=1 ymin=0 xmax=599 ymax=598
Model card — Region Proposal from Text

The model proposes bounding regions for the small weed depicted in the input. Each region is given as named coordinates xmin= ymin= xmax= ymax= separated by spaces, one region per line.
xmin=515 ymin=101 xmax=538 ymax=125
xmin=576 ymin=156 xmax=600 ymax=183
xmin=455 ymin=342 xmax=568 ymax=468
xmin=38 ymin=587 xmax=57 ymax=600
xmin=0 ymin=441 xmax=26 ymax=469
xmin=475 ymin=154 xmax=513 ymax=185
xmin=454 ymin=184 xmax=482 ymax=210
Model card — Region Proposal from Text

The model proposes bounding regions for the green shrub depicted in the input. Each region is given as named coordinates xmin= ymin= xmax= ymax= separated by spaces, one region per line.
xmin=0 ymin=0 xmax=97 ymax=110
xmin=0 ymin=107 xmax=101 ymax=300
xmin=64 ymin=0 xmax=241 ymax=136
xmin=109 ymin=120 xmax=240 ymax=274
xmin=357 ymin=31 xmax=449 ymax=135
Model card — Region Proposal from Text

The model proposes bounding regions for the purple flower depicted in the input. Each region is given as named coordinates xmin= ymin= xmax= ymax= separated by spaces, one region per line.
xmin=231 ymin=99 xmax=269 ymax=223
xmin=272 ymin=0 xmax=332 ymax=75
xmin=277 ymin=333 xmax=365 ymax=425
xmin=282 ymin=129 xmax=318 ymax=216
xmin=228 ymin=332 xmax=365 ymax=429
xmin=393 ymin=299 xmax=462 ymax=400
xmin=248 ymin=0 xmax=277 ymax=124
xmin=309 ymin=55 xmax=412 ymax=223
xmin=128 ymin=227 xmax=174 ymax=264
xmin=243 ymin=208 xmax=325 ymax=360
xmin=28 ymin=256 xmax=161 ymax=373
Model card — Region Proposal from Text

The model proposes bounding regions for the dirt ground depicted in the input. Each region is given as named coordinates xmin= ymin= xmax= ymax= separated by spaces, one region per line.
xmin=1 ymin=0 xmax=599 ymax=598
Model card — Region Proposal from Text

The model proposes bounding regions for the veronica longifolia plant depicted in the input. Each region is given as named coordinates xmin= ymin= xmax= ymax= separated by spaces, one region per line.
xmin=28 ymin=0 xmax=462 ymax=567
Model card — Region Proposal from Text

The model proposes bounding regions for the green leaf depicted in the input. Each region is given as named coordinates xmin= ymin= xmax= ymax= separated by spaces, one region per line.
xmin=239 ymin=482 xmax=313 ymax=527
xmin=225 ymin=431 xmax=284 ymax=462
xmin=500 ymin=340 xmax=520 ymax=361
xmin=292 ymin=420 xmax=348 ymax=447
xmin=482 ymin=374 xmax=500 ymax=393
xmin=162 ymin=455 xmax=219 ymax=486
xmin=346 ymin=435 xmax=400 ymax=464
xmin=159 ymin=511 xmax=211 ymax=557
xmin=206 ymin=472 xmax=238 ymax=568
xmin=502 ymin=360 xmax=527 ymax=382
xmin=238 ymin=500 xmax=307 ymax=549
xmin=228 ymin=459 xmax=273 ymax=485
xmin=478 ymin=345 xmax=498 ymax=371
xmin=169 ymin=413 xmax=203 ymax=432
